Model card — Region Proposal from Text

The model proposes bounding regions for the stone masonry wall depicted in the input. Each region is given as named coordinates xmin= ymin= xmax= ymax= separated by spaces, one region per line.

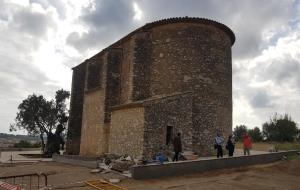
xmin=104 ymin=49 xmax=122 ymax=122
xmin=119 ymin=39 xmax=135 ymax=104
xmin=80 ymin=90 xmax=108 ymax=155
xmin=68 ymin=18 xmax=234 ymax=157
xmin=109 ymin=107 xmax=145 ymax=158
xmin=143 ymin=92 xmax=193 ymax=160
xmin=132 ymin=32 xmax=152 ymax=101
xmin=66 ymin=62 xmax=86 ymax=155
xmin=148 ymin=23 xmax=232 ymax=156
xmin=80 ymin=56 xmax=108 ymax=156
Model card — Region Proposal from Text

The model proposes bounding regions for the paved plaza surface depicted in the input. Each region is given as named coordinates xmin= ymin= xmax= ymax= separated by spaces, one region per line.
xmin=0 ymin=148 xmax=267 ymax=163
xmin=197 ymin=149 xmax=268 ymax=160
xmin=0 ymin=150 xmax=52 ymax=163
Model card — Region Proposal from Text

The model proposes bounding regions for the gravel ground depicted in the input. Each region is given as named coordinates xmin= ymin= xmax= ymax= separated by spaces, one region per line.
xmin=0 ymin=155 xmax=300 ymax=190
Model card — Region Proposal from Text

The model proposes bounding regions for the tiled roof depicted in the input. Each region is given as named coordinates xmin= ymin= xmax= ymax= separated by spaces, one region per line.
xmin=73 ymin=17 xmax=235 ymax=69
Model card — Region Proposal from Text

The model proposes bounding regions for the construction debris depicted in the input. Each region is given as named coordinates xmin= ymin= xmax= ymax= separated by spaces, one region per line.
xmin=96 ymin=154 xmax=135 ymax=173
xmin=282 ymin=155 xmax=288 ymax=160
xmin=91 ymin=168 xmax=103 ymax=173
xmin=122 ymin=171 xmax=132 ymax=178
xmin=111 ymin=160 xmax=135 ymax=172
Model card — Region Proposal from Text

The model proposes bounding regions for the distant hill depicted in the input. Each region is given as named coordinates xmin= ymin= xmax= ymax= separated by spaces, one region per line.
xmin=0 ymin=133 xmax=41 ymax=148
xmin=0 ymin=133 xmax=40 ymax=141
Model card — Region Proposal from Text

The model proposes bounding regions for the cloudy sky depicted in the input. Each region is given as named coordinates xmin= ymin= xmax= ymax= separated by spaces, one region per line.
xmin=0 ymin=0 xmax=300 ymax=134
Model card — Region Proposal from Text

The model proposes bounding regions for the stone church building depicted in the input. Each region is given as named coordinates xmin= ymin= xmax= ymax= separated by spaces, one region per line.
xmin=66 ymin=17 xmax=235 ymax=159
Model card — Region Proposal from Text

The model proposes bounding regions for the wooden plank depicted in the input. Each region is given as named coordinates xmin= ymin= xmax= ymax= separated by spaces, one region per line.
xmin=85 ymin=180 xmax=127 ymax=190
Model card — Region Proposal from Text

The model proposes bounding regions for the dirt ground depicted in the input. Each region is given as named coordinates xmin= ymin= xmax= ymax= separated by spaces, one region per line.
xmin=1 ymin=156 xmax=300 ymax=190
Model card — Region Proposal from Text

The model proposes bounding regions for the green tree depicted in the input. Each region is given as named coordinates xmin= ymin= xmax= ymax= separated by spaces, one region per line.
xmin=13 ymin=140 xmax=41 ymax=148
xmin=262 ymin=113 xmax=298 ymax=142
xmin=247 ymin=127 xmax=263 ymax=142
xmin=13 ymin=140 xmax=32 ymax=148
xmin=233 ymin=125 xmax=248 ymax=141
xmin=10 ymin=89 xmax=70 ymax=153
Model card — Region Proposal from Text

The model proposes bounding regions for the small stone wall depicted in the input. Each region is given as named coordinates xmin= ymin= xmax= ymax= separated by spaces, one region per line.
xmin=109 ymin=107 xmax=145 ymax=158
xmin=143 ymin=92 xmax=193 ymax=160
xmin=80 ymin=89 xmax=108 ymax=156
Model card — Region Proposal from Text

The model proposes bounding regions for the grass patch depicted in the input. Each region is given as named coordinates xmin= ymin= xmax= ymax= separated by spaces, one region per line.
xmin=286 ymin=154 xmax=299 ymax=161
xmin=236 ymin=142 xmax=300 ymax=151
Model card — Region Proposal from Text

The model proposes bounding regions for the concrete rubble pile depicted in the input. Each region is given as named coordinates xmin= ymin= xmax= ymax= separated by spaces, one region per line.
xmin=94 ymin=151 xmax=200 ymax=174
xmin=96 ymin=153 xmax=135 ymax=175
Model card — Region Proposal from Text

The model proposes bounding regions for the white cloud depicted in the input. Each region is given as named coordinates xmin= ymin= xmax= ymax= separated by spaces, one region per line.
xmin=0 ymin=0 xmax=86 ymax=133
xmin=1 ymin=0 xmax=300 ymax=134
xmin=133 ymin=2 xmax=143 ymax=20
xmin=233 ymin=16 xmax=300 ymax=128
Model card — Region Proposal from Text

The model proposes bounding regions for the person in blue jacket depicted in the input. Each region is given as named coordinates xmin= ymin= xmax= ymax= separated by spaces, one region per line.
xmin=215 ymin=132 xmax=224 ymax=158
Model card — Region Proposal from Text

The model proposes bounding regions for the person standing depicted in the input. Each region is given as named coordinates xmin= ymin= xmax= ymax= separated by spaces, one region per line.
xmin=243 ymin=133 xmax=252 ymax=155
xmin=215 ymin=133 xmax=224 ymax=158
xmin=226 ymin=134 xmax=235 ymax=157
xmin=173 ymin=133 xmax=182 ymax=162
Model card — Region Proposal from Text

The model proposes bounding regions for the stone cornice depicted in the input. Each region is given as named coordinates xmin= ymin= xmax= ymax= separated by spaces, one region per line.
xmin=73 ymin=17 xmax=235 ymax=69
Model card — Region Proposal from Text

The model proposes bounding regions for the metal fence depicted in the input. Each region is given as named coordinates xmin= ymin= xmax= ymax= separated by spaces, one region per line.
xmin=0 ymin=173 xmax=48 ymax=190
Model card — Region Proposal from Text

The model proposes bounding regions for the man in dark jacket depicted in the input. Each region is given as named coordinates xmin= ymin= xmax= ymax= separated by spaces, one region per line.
xmin=173 ymin=133 xmax=182 ymax=162
xmin=226 ymin=134 xmax=235 ymax=157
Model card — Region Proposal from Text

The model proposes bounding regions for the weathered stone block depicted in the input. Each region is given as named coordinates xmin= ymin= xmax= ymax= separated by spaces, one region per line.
xmin=109 ymin=107 xmax=145 ymax=158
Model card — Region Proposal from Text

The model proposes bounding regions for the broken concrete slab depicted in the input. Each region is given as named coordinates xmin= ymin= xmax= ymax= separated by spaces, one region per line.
xmin=111 ymin=160 xmax=135 ymax=172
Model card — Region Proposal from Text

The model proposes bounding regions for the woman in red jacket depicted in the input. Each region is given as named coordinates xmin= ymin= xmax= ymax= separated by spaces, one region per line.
xmin=243 ymin=133 xmax=252 ymax=155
